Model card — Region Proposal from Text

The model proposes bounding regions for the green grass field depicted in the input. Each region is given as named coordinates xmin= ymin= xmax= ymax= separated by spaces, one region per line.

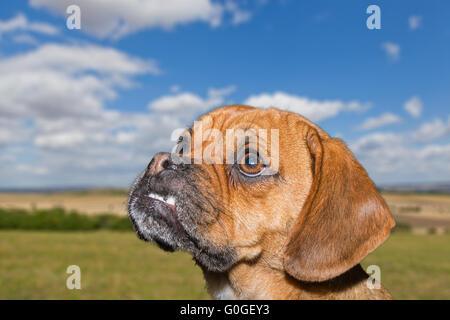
xmin=0 ymin=231 xmax=449 ymax=299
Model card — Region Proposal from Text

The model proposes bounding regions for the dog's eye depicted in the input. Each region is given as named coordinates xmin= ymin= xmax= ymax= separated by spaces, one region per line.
xmin=239 ymin=150 xmax=265 ymax=177
xmin=177 ymin=145 xmax=186 ymax=156
xmin=175 ymin=135 xmax=190 ymax=156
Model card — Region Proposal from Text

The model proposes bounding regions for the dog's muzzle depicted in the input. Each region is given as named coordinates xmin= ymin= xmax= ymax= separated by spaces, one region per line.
xmin=127 ymin=152 xmax=237 ymax=272
xmin=128 ymin=152 xmax=189 ymax=250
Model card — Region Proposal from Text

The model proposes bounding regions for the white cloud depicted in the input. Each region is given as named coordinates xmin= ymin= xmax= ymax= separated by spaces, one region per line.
xmin=356 ymin=113 xmax=402 ymax=131
xmin=381 ymin=42 xmax=400 ymax=61
xmin=0 ymin=13 xmax=59 ymax=38
xmin=0 ymin=118 xmax=31 ymax=147
xmin=244 ymin=91 xmax=369 ymax=122
xmin=350 ymin=132 xmax=450 ymax=183
xmin=12 ymin=34 xmax=39 ymax=45
xmin=16 ymin=164 xmax=49 ymax=176
xmin=169 ymin=85 xmax=181 ymax=93
xmin=148 ymin=85 xmax=236 ymax=120
xmin=0 ymin=42 xmax=169 ymax=187
xmin=116 ymin=131 xmax=137 ymax=144
xmin=409 ymin=15 xmax=422 ymax=30
xmin=0 ymin=43 xmax=158 ymax=120
xmin=404 ymin=96 xmax=422 ymax=118
xmin=0 ymin=124 xmax=25 ymax=147
xmin=34 ymin=130 xmax=102 ymax=149
xmin=0 ymin=44 xmax=238 ymax=187
xmin=0 ymin=108 xmax=185 ymax=187
xmin=0 ymin=43 xmax=158 ymax=76
xmin=351 ymin=132 xmax=403 ymax=155
xmin=30 ymin=0 xmax=251 ymax=39
xmin=413 ymin=117 xmax=450 ymax=142
xmin=225 ymin=0 xmax=252 ymax=24
xmin=150 ymin=93 xmax=207 ymax=112
xmin=0 ymin=128 xmax=17 ymax=147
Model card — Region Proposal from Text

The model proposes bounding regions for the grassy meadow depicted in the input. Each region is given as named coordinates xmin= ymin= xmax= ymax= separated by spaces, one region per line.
xmin=0 ymin=231 xmax=208 ymax=299
xmin=0 ymin=190 xmax=449 ymax=299
xmin=0 ymin=231 xmax=449 ymax=300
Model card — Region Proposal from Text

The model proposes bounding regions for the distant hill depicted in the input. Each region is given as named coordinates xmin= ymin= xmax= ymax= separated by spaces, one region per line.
xmin=0 ymin=187 xmax=129 ymax=196
xmin=379 ymin=183 xmax=450 ymax=194
xmin=1 ymin=183 xmax=450 ymax=195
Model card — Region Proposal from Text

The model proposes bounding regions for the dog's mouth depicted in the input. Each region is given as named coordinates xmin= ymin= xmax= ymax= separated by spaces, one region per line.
xmin=130 ymin=187 xmax=187 ymax=245
xmin=148 ymin=192 xmax=176 ymax=211
xmin=144 ymin=191 xmax=187 ymax=242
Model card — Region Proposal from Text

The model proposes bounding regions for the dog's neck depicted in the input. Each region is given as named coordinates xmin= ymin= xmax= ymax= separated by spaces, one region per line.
xmin=202 ymin=263 xmax=392 ymax=300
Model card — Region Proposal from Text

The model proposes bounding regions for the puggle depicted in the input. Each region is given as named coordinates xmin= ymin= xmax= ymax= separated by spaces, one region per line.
xmin=128 ymin=105 xmax=395 ymax=300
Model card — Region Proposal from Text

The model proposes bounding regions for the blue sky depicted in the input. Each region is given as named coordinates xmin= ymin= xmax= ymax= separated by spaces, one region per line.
xmin=0 ymin=0 xmax=448 ymax=188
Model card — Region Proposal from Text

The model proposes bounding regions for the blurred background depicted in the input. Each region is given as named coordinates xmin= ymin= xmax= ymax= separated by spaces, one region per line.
xmin=0 ymin=0 xmax=449 ymax=299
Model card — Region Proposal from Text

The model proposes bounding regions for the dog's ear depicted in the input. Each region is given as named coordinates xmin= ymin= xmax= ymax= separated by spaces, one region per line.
xmin=283 ymin=128 xmax=395 ymax=282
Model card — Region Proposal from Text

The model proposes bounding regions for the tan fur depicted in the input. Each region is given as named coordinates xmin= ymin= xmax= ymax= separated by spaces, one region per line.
xmin=186 ymin=105 xmax=395 ymax=299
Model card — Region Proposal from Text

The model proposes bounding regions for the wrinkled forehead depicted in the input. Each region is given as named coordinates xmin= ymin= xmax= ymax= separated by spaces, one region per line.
xmin=192 ymin=105 xmax=327 ymax=138
xmin=178 ymin=106 xmax=269 ymax=141
xmin=195 ymin=106 xmax=285 ymax=134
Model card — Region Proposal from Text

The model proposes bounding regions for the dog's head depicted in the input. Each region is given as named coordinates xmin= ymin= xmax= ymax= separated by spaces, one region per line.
xmin=128 ymin=105 xmax=395 ymax=282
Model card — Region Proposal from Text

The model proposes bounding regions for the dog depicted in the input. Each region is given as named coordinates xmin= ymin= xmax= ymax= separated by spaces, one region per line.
xmin=128 ymin=105 xmax=395 ymax=299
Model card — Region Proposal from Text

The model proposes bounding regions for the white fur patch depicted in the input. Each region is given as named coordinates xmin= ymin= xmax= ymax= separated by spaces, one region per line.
xmin=206 ymin=273 xmax=238 ymax=300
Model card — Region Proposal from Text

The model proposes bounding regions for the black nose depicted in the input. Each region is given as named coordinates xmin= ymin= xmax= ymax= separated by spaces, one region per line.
xmin=146 ymin=152 xmax=172 ymax=176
